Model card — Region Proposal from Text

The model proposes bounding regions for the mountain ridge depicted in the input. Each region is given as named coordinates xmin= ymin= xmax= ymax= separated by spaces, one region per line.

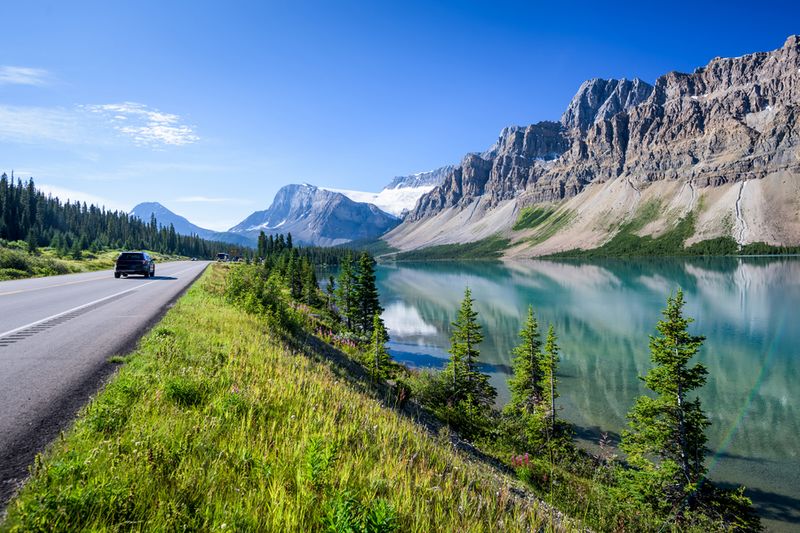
xmin=385 ymin=35 xmax=800 ymax=256
xmin=130 ymin=202 xmax=254 ymax=247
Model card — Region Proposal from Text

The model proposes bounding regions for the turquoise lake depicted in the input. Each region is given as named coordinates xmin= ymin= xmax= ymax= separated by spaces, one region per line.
xmin=372 ymin=257 xmax=799 ymax=531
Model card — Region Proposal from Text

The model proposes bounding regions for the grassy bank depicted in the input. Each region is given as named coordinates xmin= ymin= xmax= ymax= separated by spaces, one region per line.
xmin=0 ymin=243 xmax=184 ymax=281
xmin=1 ymin=265 xmax=562 ymax=532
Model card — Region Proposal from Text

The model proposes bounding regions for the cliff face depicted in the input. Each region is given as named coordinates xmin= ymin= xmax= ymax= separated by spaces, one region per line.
xmin=403 ymin=36 xmax=800 ymax=232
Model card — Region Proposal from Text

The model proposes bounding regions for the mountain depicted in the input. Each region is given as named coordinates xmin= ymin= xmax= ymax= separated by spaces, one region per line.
xmin=130 ymin=202 xmax=254 ymax=247
xmin=228 ymin=184 xmax=400 ymax=246
xmin=386 ymin=36 xmax=800 ymax=256
xmin=323 ymin=165 xmax=454 ymax=217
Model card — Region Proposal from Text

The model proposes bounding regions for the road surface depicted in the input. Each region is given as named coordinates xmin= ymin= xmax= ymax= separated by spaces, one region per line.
xmin=0 ymin=260 xmax=209 ymax=507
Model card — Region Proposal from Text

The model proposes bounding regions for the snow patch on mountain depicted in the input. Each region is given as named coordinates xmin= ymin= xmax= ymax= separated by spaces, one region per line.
xmin=322 ymin=185 xmax=435 ymax=217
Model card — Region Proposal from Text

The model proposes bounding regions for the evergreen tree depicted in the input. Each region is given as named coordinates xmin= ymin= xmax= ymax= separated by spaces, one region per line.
xmin=443 ymin=288 xmax=496 ymax=409
xmin=335 ymin=253 xmax=357 ymax=330
xmin=26 ymin=229 xmax=39 ymax=255
xmin=354 ymin=251 xmax=382 ymax=334
xmin=506 ymin=306 xmax=545 ymax=416
xmin=257 ymin=231 xmax=267 ymax=258
xmin=286 ymin=232 xmax=293 ymax=249
xmin=368 ymin=312 xmax=391 ymax=381
xmin=302 ymin=258 xmax=320 ymax=307
xmin=504 ymin=306 xmax=547 ymax=445
xmin=326 ymin=275 xmax=336 ymax=313
xmin=542 ymin=324 xmax=560 ymax=438
xmin=621 ymin=289 xmax=710 ymax=512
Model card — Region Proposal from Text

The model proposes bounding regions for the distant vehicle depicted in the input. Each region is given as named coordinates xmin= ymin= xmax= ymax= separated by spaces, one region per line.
xmin=216 ymin=253 xmax=229 ymax=262
xmin=115 ymin=251 xmax=155 ymax=278
xmin=191 ymin=257 xmax=197 ymax=261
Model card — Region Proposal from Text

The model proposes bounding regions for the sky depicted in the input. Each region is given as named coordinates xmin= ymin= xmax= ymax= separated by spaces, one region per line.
xmin=1 ymin=1 xmax=798 ymax=231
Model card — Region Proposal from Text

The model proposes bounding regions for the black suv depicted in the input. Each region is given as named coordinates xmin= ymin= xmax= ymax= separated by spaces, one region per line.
xmin=115 ymin=252 xmax=156 ymax=278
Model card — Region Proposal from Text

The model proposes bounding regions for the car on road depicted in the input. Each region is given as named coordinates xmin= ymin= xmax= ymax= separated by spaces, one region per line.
xmin=115 ymin=251 xmax=156 ymax=278
xmin=216 ymin=253 xmax=229 ymax=262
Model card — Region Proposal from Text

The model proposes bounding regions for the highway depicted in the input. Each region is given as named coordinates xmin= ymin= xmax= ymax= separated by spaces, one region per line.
xmin=0 ymin=260 xmax=209 ymax=507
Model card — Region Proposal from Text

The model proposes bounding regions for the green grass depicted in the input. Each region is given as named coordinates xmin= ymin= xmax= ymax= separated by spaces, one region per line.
xmin=392 ymin=235 xmax=511 ymax=261
xmin=1 ymin=266 xmax=562 ymax=532
xmin=513 ymin=206 xmax=558 ymax=231
xmin=549 ymin=206 xmax=800 ymax=259
xmin=549 ymin=201 xmax=695 ymax=258
xmin=0 ymin=244 xmax=184 ymax=281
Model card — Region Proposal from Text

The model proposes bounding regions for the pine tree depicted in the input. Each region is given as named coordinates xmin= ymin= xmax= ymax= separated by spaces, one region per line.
xmin=335 ymin=254 xmax=357 ymax=330
xmin=443 ymin=288 xmax=496 ymax=409
xmin=354 ymin=251 xmax=382 ymax=334
xmin=542 ymin=325 xmax=560 ymax=438
xmin=506 ymin=306 xmax=545 ymax=416
xmin=621 ymin=289 xmax=710 ymax=511
xmin=302 ymin=258 xmax=320 ymax=307
xmin=326 ymin=275 xmax=336 ymax=313
xmin=369 ymin=312 xmax=391 ymax=381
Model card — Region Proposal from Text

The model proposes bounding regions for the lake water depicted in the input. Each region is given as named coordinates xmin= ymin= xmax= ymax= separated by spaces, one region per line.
xmin=373 ymin=257 xmax=799 ymax=531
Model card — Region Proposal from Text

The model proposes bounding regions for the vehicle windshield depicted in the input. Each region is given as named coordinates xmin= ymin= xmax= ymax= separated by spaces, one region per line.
xmin=119 ymin=253 xmax=144 ymax=260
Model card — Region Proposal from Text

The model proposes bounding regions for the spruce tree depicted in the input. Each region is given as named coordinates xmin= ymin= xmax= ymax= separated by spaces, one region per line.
xmin=443 ymin=288 xmax=496 ymax=409
xmin=506 ymin=306 xmax=545 ymax=416
xmin=621 ymin=289 xmax=710 ymax=511
xmin=326 ymin=275 xmax=336 ymax=313
xmin=335 ymin=254 xmax=357 ymax=330
xmin=302 ymin=259 xmax=319 ymax=307
xmin=369 ymin=312 xmax=391 ymax=381
xmin=355 ymin=251 xmax=382 ymax=334
xmin=542 ymin=324 xmax=560 ymax=438
xmin=504 ymin=306 xmax=547 ymax=445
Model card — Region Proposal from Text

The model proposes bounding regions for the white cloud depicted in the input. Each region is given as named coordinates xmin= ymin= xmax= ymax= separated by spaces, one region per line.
xmin=37 ymin=184 xmax=129 ymax=212
xmin=0 ymin=66 xmax=50 ymax=86
xmin=85 ymin=102 xmax=199 ymax=147
xmin=0 ymin=105 xmax=84 ymax=144
xmin=176 ymin=195 xmax=253 ymax=205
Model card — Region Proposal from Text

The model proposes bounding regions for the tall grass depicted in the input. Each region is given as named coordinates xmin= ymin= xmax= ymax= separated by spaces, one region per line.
xmin=1 ymin=266 xmax=565 ymax=532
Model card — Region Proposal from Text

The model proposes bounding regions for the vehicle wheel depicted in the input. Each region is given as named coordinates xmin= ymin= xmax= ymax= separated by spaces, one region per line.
xmin=143 ymin=271 xmax=149 ymax=278
xmin=151 ymin=268 xmax=155 ymax=277
xmin=114 ymin=272 xmax=121 ymax=279
xmin=122 ymin=273 xmax=128 ymax=277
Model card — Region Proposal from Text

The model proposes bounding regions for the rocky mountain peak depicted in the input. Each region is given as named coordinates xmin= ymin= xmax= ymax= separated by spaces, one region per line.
xmin=560 ymin=77 xmax=653 ymax=131
xmin=229 ymin=183 xmax=399 ymax=246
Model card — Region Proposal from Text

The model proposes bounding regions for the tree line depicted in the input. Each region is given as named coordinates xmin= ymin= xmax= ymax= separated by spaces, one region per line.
xmin=0 ymin=174 xmax=250 ymax=259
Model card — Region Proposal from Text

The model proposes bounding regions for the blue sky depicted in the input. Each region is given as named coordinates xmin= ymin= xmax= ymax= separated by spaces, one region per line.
xmin=1 ymin=1 xmax=797 ymax=230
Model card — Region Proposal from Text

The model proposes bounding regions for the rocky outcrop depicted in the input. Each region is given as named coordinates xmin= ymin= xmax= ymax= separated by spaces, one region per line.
xmin=404 ymin=35 xmax=800 ymax=226
xmin=560 ymin=78 xmax=653 ymax=132
xmin=407 ymin=121 xmax=569 ymax=221
xmin=229 ymin=184 xmax=400 ymax=246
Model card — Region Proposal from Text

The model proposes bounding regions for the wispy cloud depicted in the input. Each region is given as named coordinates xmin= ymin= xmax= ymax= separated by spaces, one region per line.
xmin=85 ymin=102 xmax=199 ymax=147
xmin=0 ymin=66 xmax=50 ymax=86
xmin=176 ymin=195 xmax=253 ymax=205
xmin=0 ymin=105 xmax=85 ymax=144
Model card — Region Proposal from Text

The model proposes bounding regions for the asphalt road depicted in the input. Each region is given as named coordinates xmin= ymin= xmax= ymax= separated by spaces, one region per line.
xmin=0 ymin=260 xmax=209 ymax=507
